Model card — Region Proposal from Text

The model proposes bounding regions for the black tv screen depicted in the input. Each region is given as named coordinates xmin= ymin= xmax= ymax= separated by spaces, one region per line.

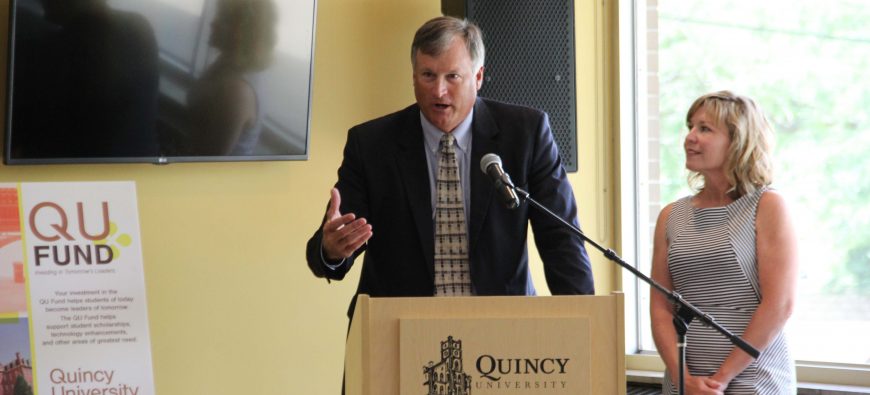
xmin=4 ymin=0 xmax=316 ymax=164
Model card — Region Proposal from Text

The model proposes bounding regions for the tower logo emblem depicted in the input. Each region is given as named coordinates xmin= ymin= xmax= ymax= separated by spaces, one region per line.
xmin=423 ymin=336 xmax=472 ymax=395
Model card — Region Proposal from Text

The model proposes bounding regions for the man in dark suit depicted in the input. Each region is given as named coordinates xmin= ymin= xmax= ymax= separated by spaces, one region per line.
xmin=306 ymin=16 xmax=594 ymax=318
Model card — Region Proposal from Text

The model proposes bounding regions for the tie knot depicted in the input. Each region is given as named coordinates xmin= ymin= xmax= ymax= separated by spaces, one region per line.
xmin=440 ymin=133 xmax=455 ymax=154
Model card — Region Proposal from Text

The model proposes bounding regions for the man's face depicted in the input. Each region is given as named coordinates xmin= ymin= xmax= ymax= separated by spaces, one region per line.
xmin=413 ymin=37 xmax=484 ymax=133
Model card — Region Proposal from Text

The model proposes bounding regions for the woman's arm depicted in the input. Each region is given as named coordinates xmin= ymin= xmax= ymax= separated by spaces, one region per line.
xmin=650 ymin=203 xmax=681 ymax=382
xmin=187 ymin=76 xmax=257 ymax=155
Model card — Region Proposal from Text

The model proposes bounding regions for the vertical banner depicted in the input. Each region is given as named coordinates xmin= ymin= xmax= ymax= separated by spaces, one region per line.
xmin=0 ymin=182 xmax=154 ymax=395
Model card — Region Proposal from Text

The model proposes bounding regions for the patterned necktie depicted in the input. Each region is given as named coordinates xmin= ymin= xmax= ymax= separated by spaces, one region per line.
xmin=434 ymin=133 xmax=472 ymax=296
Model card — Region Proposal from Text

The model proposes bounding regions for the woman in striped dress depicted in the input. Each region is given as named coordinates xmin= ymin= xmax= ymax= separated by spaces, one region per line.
xmin=650 ymin=91 xmax=798 ymax=394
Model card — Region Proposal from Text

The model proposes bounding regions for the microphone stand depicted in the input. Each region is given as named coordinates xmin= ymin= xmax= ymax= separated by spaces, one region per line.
xmin=512 ymin=186 xmax=760 ymax=395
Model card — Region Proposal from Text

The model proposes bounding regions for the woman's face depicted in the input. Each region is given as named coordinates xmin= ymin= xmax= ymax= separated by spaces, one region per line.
xmin=684 ymin=105 xmax=731 ymax=175
xmin=208 ymin=10 xmax=233 ymax=50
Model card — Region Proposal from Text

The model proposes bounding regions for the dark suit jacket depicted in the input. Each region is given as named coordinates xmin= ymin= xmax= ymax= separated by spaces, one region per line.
xmin=306 ymin=98 xmax=594 ymax=317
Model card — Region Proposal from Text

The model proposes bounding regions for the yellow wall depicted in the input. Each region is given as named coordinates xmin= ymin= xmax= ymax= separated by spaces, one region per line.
xmin=0 ymin=0 xmax=618 ymax=393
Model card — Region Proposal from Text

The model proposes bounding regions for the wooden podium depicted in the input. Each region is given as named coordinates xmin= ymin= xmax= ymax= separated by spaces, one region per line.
xmin=345 ymin=293 xmax=625 ymax=395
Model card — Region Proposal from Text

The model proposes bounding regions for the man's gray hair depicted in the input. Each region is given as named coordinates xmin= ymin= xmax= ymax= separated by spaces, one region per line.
xmin=411 ymin=16 xmax=485 ymax=70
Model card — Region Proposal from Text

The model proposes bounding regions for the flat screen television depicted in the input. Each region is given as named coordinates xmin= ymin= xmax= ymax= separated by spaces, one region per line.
xmin=4 ymin=0 xmax=316 ymax=164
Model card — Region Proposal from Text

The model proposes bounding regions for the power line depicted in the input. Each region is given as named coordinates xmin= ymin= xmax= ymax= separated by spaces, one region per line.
xmin=661 ymin=14 xmax=870 ymax=45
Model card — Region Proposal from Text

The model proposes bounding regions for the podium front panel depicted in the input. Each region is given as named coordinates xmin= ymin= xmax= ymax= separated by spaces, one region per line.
xmin=400 ymin=317 xmax=591 ymax=395
xmin=344 ymin=294 xmax=625 ymax=395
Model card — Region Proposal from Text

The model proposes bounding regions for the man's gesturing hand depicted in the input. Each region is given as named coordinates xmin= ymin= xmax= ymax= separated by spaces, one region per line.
xmin=321 ymin=188 xmax=373 ymax=261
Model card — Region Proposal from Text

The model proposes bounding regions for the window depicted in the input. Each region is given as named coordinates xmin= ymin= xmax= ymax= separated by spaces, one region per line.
xmin=622 ymin=0 xmax=870 ymax=384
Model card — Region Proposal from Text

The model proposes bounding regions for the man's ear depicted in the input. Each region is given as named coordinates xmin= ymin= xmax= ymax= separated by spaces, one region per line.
xmin=475 ymin=66 xmax=485 ymax=90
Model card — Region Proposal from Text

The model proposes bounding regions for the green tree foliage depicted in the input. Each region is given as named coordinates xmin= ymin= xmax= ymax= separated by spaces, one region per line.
xmin=13 ymin=375 xmax=34 ymax=395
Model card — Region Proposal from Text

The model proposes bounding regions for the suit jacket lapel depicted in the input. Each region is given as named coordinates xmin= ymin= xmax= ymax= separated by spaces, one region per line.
xmin=469 ymin=98 xmax=498 ymax=257
xmin=395 ymin=105 xmax=435 ymax=279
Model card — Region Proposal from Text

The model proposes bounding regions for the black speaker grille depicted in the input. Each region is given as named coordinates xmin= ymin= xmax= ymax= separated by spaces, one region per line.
xmin=467 ymin=0 xmax=577 ymax=171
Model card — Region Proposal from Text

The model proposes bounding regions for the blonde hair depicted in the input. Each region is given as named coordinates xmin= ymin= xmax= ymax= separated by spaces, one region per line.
xmin=213 ymin=0 xmax=278 ymax=71
xmin=685 ymin=90 xmax=775 ymax=197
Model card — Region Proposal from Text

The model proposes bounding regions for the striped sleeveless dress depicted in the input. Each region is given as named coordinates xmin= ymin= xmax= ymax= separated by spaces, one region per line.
xmin=662 ymin=187 xmax=795 ymax=394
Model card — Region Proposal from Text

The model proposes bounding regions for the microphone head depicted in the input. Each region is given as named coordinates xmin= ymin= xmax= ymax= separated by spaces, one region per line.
xmin=480 ymin=153 xmax=502 ymax=174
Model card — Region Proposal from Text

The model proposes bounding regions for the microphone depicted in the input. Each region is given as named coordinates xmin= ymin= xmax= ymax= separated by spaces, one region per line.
xmin=480 ymin=153 xmax=520 ymax=209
